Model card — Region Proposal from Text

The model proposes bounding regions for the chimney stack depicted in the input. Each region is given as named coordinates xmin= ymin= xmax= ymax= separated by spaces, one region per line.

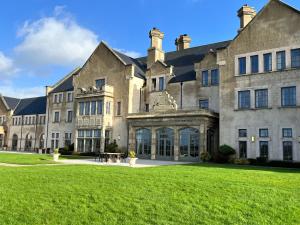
xmin=237 ymin=4 xmax=256 ymax=32
xmin=175 ymin=34 xmax=192 ymax=51
xmin=147 ymin=28 xmax=165 ymax=68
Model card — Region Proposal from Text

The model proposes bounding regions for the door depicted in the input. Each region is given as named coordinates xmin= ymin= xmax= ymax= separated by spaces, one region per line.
xmin=156 ymin=128 xmax=174 ymax=160
xmin=239 ymin=141 xmax=247 ymax=158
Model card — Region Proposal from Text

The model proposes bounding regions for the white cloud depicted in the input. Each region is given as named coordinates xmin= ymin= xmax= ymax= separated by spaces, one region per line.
xmin=0 ymin=52 xmax=18 ymax=79
xmin=0 ymin=85 xmax=45 ymax=98
xmin=115 ymin=48 xmax=141 ymax=58
xmin=14 ymin=6 xmax=98 ymax=71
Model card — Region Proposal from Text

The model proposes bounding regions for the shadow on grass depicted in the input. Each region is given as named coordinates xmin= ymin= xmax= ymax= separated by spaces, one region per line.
xmin=182 ymin=162 xmax=300 ymax=173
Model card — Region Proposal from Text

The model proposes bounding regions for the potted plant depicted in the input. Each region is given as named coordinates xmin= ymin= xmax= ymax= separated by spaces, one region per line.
xmin=128 ymin=150 xmax=138 ymax=166
xmin=53 ymin=148 xmax=60 ymax=161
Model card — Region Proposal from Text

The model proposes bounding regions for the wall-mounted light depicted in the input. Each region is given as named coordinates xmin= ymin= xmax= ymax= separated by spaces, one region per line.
xmin=251 ymin=136 xmax=256 ymax=143
xmin=117 ymin=135 xmax=121 ymax=141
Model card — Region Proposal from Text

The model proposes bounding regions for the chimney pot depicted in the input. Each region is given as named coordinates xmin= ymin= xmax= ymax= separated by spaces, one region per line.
xmin=175 ymin=34 xmax=192 ymax=51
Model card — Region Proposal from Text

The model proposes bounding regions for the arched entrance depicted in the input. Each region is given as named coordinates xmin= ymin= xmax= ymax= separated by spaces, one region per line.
xmin=12 ymin=134 xmax=18 ymax=151
xmin=136 ymin=128 xmax=151 ymax=159
xmin=179 ymin=128 xmax=200 ymax=161
xmin=156 ymin=128 xmax=174 ymax=160
xmin=39 ymin=134 xmax=45 ymax=149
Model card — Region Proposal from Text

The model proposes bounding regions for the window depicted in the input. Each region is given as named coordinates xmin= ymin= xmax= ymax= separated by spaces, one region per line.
xmin=85 ymin=102 xmax=90 ymax=115
xmin=282 ymin=128 xmax=292 ymax=138
xmin=263 ymin=53 xmax=272 ymax=72
xmin=179 ymin=128 xmax=199 ymax=159
xmin=259 ymin=141 xmax=269 ymax=159
xmin=159 ymin=77 xmax=164 ymax=91
xmin=283 ymin=141 xmax=293 ymax=161
xmin=199 ymin=99 xmax=209 ymax=109
xmin=39 ymin=115 xmax=45 ymax=125
xmin=91 ymin=101 xmax=96 ymax=115
xmin=67 ymin=92 xmax=73 ymax=102
xmin=291 ymin=48 xmax=300 ymax=68
xmin=51 ymin=132 xmax=59 ymax=149
xmin=136 ymin=128 xmax=152 ymax=156
xmin=29 ymin=117 xmax=32 ymax=125
xmin=239 ymin=141 xmax=247 ymax=158
xmin=211 ymin=69 xmax=219 ymax=85
xmin=281 ymin=86 xmax=296 ymax=107
xmin=238 ymin=57 xmax=246 ymax=75
xmin=54 ymin=111 xmax=60 ymax=123
xmin=67 ymin=110 xmax=73 ymax=123
xmin=202 ymin=70 xmax=209 ymax=86
xmin=156 ymin=128 xmax=174 ymax=159
xmin=53 ymin=94 xmax=58 ymax=103
xmin=251 ymin=55 xmax=259 ymax=73
xmin=97 ymin=100 xmax=103 ymax=115
xmin=106 ymin=102 xmax=111 ymax=114
xmin=117 ymin=102 xmax=121 ymax=116
xmin=145 ymin=104 xmax=149 ymax=112
xmin=79 ymin=102 xmax=84 ymax=115
xmin=152 ymin=78 xmax=157 ymax=91
xmin=58 ymin=93 xmax=63 ymax=103
xmin=95 ymin=79 xmax=105 ymax=89
xmin=238 ymin=90 xmax=250 ymax=109
xmin=65 ymin=133 xmax=72 ymax=147
xmin=255 ymin=89 xmax=268 ymax=108
xmin=259 ymin=129 xmax=269 ymax=138
xmin=238 ymin=129 xmax=247 ymax=137
xmin=276 ymin=51 xmax=286 ymax=70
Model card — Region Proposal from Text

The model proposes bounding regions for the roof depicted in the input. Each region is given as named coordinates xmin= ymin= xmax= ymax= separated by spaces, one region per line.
xmin=122 ymin=40 xmax=231 ymax=83
xmin=50 ymin=68 xmax=81 ymax=94
xmin=14 ymin=96 xmax=47 ymax=116
xmin=3 ymin=96 xmax=20 ymax=110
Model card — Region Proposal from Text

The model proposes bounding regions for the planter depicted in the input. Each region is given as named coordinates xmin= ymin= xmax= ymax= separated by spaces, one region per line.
xmin=53 ymin=153 xmax=60 ymax=161
xmin=128 ymin=157 xmax=138 ymax=166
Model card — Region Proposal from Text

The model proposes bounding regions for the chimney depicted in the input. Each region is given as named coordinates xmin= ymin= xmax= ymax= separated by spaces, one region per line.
xmin=147 ymin=28 xmax=165 ymax=68
xmin=175 ymin=34 xmax=192 ymax=51
xmin=237 ymin=4 xmax=256 ymax=32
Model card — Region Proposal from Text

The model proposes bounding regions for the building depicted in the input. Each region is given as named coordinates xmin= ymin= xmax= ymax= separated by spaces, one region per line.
xmin=1 ymin=0 xmax=299 ymax=162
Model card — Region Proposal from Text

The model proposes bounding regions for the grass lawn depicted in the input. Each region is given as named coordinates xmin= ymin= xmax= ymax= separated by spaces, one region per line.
xmin=0 ymin=153 xmax=57 ymax=165
xmin=0 ymin=162 xmax=299 ymax=225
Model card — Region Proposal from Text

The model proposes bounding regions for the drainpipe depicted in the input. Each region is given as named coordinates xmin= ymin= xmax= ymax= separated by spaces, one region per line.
xmin=180 ymin=82 xmax=183 ymax=109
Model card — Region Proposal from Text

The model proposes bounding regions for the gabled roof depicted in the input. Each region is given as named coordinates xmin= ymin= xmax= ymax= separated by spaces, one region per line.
xmin=1 ymin=96 xmax=20 ymax=110
xmin=50 ymin=68 xmax=81 ymax=94
xmin=14 ymin=96 xmax=46 ymax=116
xmin=135 ymin=40 xmax=231 ymax=83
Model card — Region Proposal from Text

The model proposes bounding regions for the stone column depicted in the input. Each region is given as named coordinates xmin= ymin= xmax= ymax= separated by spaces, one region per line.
xmin=74 ymin=129 xmax=78 ymax=152
xmin=151 ymin=127 xmax=156 ymax=160
xmin=100 ymin=127 xmax=105 ymax=153
xmin=128 ymin=125 xmax=135 ymax=151
xmin=174 ymin=127 xmax=179 ymax=161
xmin=199 ymin=123 xmax=207 ymax=158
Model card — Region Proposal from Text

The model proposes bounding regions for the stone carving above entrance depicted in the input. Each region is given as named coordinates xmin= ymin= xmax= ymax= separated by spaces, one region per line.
xmin=153 ymin=91 xmax=178 ymax=112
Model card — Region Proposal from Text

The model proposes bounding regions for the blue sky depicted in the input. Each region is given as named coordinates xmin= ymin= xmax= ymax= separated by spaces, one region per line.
xmin=0 ymin=0 xmax=299 ymax=98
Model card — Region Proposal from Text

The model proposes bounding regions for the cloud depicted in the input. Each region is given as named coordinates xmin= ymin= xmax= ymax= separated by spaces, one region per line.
xmin=14 ymin=6 xmax=98 ymax=73
xmin=115 ymin=48 xmax=141 ymax=58
xmin=0 ymin=85 xmax=45 ymax=98
xmin=0 ymin=52 xmax=18 ymax=80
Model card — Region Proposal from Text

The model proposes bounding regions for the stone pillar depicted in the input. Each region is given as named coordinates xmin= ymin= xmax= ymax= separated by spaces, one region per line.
xmin=199 ymin=123 xmax=207 ymax=158
xmin=100 ymin=127 xmax=105 ymax=153
xmin=151 ymin=127 xmax=156 ymax=160
xmin=74 ymin=129 xmax=78 ymax=152
xmin=128 ymin=126 xmax=135 ymax=151
xmin=174 ymin=127 xmax=179 ymax=161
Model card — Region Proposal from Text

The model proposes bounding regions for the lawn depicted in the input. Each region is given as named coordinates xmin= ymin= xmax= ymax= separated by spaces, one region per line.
xmin=0 ymin=161 xmax=299 ymax=224
xmin=0 ymin=153 xmax=57 ymax=165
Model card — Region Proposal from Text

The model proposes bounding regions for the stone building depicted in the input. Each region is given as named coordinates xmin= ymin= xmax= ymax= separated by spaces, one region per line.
xmin=0 ymin=0 xmax=299 ymax=162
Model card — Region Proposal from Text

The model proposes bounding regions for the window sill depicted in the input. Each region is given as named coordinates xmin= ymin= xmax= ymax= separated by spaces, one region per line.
xmin=235 ymin=67 xmax=300 ymax=77
xmin=278 ymin=106 xmax=300 ymax=109
xmin=234 ymin=107 xmax=272 ymax=111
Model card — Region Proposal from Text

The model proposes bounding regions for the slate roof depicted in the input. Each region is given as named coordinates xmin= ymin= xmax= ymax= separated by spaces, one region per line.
xmin=50 ymin=68 xmax=81 ymax=94
xmin=135 ymin=40 xmax=231 ymax=83
xmin=3 ymin=96 xmax=20 ymax=110
xmin=14 ymin=96 xmax=47 ymax=116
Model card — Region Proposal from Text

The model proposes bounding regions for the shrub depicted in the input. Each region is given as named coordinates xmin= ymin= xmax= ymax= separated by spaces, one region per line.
xmin=234 ymin=158 xmax=250 ymax=165
xmin=219 ymin=145 xmax=236 ymax=156
xmin=200 ymin=151 xmax=211 ymax=162
xmin=129 ymin=151 xmax=136 ymax=158
xmin=79 ymin=152 xmax=96 ymax=156
xmin=105 ymin=140 xmax=118 ymax=153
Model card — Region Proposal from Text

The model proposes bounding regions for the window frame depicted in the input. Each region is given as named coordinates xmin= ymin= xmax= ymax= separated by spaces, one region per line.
xmin=238 ymin=90 xmax=251 ymax=109
xmin=238 ymin=57 xmax=246 ymax=75
xmin=291 ymin=48 xmax=300 ymax=69
xmin=211 ymin=69 xmax=219 ymax=86
xmin=250 ymin=55 xmax=259 ymax=73
xmin=281 ymin=86 xmax=296 ymax=107
xmin=263 ymin=53 xmax=272 ymax=72
xmin=202 ymin=70 xmax=209 ymax=86
xmin=255 ymin=89 xmax=268 ymax=109
xmin=276 ymin=51 xmax=286 ymax=71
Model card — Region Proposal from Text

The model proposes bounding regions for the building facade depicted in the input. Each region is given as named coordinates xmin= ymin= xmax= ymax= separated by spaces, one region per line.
xmin=1 ymin=0 xmax=299 ymax=162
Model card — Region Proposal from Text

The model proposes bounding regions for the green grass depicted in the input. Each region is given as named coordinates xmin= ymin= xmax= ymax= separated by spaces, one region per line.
xmin=0 ymin=153 xmax=57 ymax=165
xmin=0 ymin=161 xmax=299 ymax=225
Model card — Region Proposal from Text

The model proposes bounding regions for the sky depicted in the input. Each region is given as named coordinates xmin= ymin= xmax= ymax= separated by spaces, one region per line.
xmin=0 ymin=0 xmax=299 ymax=98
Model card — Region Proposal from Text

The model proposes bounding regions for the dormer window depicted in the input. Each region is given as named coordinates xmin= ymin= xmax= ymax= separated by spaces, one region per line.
xmin=95 ymin=79 xmax=105 ymax=89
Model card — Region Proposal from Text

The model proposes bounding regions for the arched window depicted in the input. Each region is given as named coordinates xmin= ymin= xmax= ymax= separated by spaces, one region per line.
xmin=156 ymin=128 xmax=174 ymax=159
xmin=12 ymin=134 xmax=18 ymax=151
xmin=179 ymin=128 xmax=199 ymax=160
xmin=39 ymin=134 xmax=45 ymax=149
xmin=25 ymin=134 xmax=32 ymax=151
xmin=136 ymin=128 xmax=151 ymax=158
